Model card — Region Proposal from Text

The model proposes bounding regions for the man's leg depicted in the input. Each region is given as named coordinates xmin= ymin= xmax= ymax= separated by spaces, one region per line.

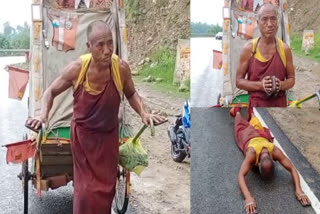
xmin=234 ymin=112 xmax=252 ymax=153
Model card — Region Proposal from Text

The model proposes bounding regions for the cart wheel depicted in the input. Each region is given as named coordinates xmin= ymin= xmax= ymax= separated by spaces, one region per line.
xmin=22 ymin=160 xmax=29 ymax=214
xmin=22 ymin=133 xmax=29 ymax=214
xmin=114 ymin=167 xmax=129 ymax=214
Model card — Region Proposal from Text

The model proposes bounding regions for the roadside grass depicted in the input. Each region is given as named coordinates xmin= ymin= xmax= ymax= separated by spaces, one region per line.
xmin=125 ymin=0 xmax=140 ymax=18
xmin=290 ymin=32 xmax=320 ymax=62
xmin=134 ymin=47 xmax=190 ymax=99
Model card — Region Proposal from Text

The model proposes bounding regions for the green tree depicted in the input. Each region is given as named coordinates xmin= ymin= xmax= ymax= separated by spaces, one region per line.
xmin=3 ymin=22 xmax=16 ymax=39
xmin=191 ymin=22 xmax=222 ymax=37
xmin=0 ymin=22 xmax=30 ymax=49
xmin=208 ymin=24 xmax=222 ymax=35
xmin=0 ymin=35 xmax=10 ymax=49
xmin=11 ymin=22 xmax=30 ymax=49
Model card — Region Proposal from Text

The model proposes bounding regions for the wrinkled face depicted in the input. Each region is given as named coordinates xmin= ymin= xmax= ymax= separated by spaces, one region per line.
xmin=257 ymin=6 xmax=278 ymax=39
xmin=87 ymin=28 xmax=113 ymax=67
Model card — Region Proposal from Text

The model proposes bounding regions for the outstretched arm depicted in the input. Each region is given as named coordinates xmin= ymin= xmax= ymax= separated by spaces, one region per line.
xmin=27 ymin=59 xmax=82 ymax=129
xmin=120 ymin=60 xmax=164 ymax=125
xmin=238 ymin=151 xmax=256 ymax=214
xmin=273 ymin=147 xmax=310 ymax=206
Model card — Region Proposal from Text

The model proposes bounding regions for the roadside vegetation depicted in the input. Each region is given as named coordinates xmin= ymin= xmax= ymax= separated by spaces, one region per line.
xmin=191 ymin=22 xmax=222 ymax=37
xmin=125 ymin=0 xmax=140 ymax=18
xmin=290 ymin=32 xmax=320 ymax=62
xmin=135 ymin=47 xmax=190 ymax=99
xmin=0 ymin=22 xmax=30 ymax=56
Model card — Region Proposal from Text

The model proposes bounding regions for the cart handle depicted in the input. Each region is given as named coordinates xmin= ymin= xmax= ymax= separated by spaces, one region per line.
xmin=24 ymin=120 xmax=46 ymax=134
xmin=132 ymin=118 xmax=168 ymax=143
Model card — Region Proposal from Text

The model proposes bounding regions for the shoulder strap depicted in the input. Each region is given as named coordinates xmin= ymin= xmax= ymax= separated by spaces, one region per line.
xmin=252 ymin=37 xmax=260 ymax=56
xmin=75 ymin=53 xmax=124 ymax=94
xmin=111 ymin=54 xmax=123 ymax=94
xmin=74 ymin=53 xmax=92 ymax=90
xmin=277 ymin=38 xmax=287 ymax=68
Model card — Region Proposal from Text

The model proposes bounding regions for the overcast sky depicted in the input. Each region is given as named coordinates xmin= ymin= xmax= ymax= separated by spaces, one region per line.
xmin=191 ymin=0 xmax=224 ymax=26
xmin=0 ymin=0 xmax=31 ymax=32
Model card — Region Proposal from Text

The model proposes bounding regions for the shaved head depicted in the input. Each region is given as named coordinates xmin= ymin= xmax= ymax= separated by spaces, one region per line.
xmin=256 ymin=3 xmax=278 ymax=20
xmin=259 ymin=156 xmax=274 ymax=180
xmin=86 ymin=20 xmax=114 ymax=66
xmin=87 ymin=20 xmax=111 ymax=42
xmin=256 ymin=3 xmax=279 ymax=38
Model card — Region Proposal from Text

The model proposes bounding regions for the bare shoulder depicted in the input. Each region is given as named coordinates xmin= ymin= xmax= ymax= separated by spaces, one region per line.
xmin=243 ymin=40 xmax=253 ymax=52
xmin=245 ymin=148 xmax=256 ymax=163
xmin=282 ymin=42 xmax=293 ymax=56
xmin=282 ymin=41 xmax=290 ymax=50
xmin=62 ymin=58 xmax=82 ymax=81
xmin=272 ymin=146 xmax=285 ymax=161
xmin=119 ymin=59 xmax=130 ymax=71
xmin=240 ymin=41 xmax=253 ymax=59
xmin=118 ymin=59 xmax=131 ymax=78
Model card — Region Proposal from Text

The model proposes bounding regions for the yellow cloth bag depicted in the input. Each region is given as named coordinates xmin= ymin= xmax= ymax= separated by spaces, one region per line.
xmin=119 ymin=137 xmax=148 ymax=176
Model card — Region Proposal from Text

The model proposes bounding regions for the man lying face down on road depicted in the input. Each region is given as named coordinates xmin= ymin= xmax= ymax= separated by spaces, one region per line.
xmin=230 ymin=108 xmax=310 ymax=214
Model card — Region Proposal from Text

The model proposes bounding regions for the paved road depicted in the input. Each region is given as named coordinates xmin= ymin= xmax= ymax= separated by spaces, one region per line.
xmin=191 ymin=37 xmax=223 ymax=107
xmin=0 ymin=57 xmax=137 ymax=214
xmin=0 ymin=56 xmax=73 ymax=214
xmin=191 ymin=108 xmax=317 ymax=214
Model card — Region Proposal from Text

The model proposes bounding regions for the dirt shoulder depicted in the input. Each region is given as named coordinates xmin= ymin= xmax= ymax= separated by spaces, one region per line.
xmin=267 ymin=108 xmax=320 ymax=174
xmin=125 ymin=81 xmax=190 ymax=214
xmin=126 ymin=0 xmax=190 ymax=65
xmin=292 ymin=55 xmax=320 ymax=108
xmin=269 ymin=55 xmax=320 ymax=174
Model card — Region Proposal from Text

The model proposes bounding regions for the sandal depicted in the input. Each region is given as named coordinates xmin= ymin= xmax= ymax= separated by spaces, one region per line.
xmin=229 ymin=107 xmax=241 ymax=117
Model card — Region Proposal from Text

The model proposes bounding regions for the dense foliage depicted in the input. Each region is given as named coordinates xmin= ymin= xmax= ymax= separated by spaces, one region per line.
xmin=191 ymin=22 xmax=222 ymax=37
xmin=0 ymin=22 xmax=30 ymax=49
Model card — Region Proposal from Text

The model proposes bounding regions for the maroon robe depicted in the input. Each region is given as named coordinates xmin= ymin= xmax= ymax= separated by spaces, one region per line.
xmin=234 ymin=113 xmax=274 ymax=154
xmin=71 ymin=75 xmax=120 ymax=214
xmin=247 ymin=38 xmax=287 ymax=107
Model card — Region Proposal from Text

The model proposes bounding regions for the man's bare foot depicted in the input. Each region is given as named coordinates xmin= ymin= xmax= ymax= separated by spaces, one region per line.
xmin=230 ymin=107 xmax=241 ymax=117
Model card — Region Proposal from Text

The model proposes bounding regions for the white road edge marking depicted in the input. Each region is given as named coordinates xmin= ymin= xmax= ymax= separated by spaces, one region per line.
xmin=253 ymin=108 xmax=320 ymax=214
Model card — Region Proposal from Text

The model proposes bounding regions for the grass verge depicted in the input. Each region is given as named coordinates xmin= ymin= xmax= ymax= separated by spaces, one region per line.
xmin=134 ymin=47 xmax=190 ymax=99
xmin=290 ymin=32 xmax=320 ymax=62
xmin=125 ymin=0 xmax=140 ymax=18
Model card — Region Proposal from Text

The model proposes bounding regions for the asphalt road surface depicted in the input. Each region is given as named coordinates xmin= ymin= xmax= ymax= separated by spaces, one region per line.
xmin=0 ymin=56 xmax=73 ymax=214
xmin=191 ymin=108 xmax=317 ymax=214
xmin=191 ymin=37 xmax=223 ymax=107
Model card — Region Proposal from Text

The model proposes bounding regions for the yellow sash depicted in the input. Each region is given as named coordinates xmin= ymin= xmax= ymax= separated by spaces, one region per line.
xmin=74 ymin=53 xmax=123 ymax=95
xmin=252 ymin=37 xmax=286 ymax=68
xmin=248 ymin=116 xmax=274 ymax=165
xmin=248 ymin=137 xmax=274 ymax=165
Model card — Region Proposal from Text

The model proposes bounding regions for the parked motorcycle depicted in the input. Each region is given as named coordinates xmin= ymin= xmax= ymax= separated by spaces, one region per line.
xmin=167 ymin=100 xmax=191 ymax=162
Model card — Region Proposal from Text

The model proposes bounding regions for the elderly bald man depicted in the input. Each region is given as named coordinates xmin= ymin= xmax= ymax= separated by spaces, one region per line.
xmin=27 ymin=20 xmax=164 ymax=214
xmin=232 ymin=108 xmax=310 ymax=214
xmin=236 ymin=3 xmax=295 ymax=108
